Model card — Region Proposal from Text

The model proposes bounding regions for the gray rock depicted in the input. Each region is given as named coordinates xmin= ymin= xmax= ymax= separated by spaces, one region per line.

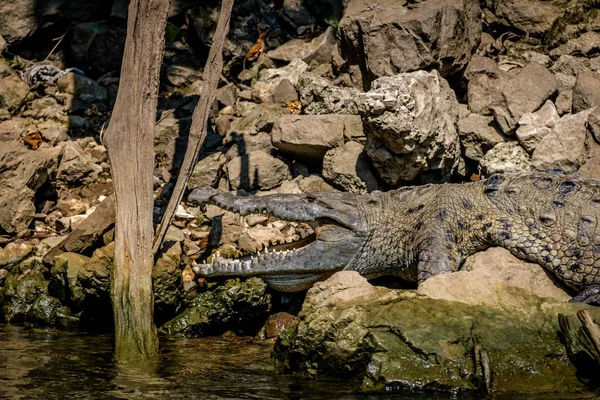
xmin=588 ymin=107 xmax=600 ymax=144
xmin=226 ymin=151 xmax=289 ymax=191
xmin=165 ymin=65 xmax=203 ymax=88
xmin=224 ymin=131 xmax=274 ymax=159
xmin=271 ymin=79 xmax=298 ymax=104
xmin=550 ymin=31 xmax=600 ymax=58
xmin=55 ymin=141 xmax=102 ymax=186
xmin=229 ymin=103 xmax=290 ymax=135
xmin=515 ymin=100 xmax=560 ymax=154
xmin=216 ymin=83 xmax=238 ymax=108
xmin=251 ymin=59 xmax=309 ymax=103
xmin=322 ymin=141 xmax=378 ymax=194
xmin=478 ymin=141 xmax=531 ymax=178
xmin=0 ymin=141 xmax=61 ymax=234
xmin=531 ymin=108 xmax=595 ymax=173
xmin=0 ymin=118 xmax=32 ymax=142
xmin=338 ymin=0 xmax=481 ymax=88
xmin=70 ymin=21 xmax=126 ymax=76
xmin=49 ymin=252 xmax=90 ymax=311
xmin=57 ymin=72 xmax=109 ymax=113
xmin=298 ymin=174 xmax=337 ymax=192
xmin=281 ymin=0 xmax=317 ymax=27
xmin=22 ymin=96 xmax=66 ymax=120
xmin=0 ymin=0 xmax=110 ymax=45
xmin=357 ymin=70 xmax=460 ymax=184
xmin=0 ymin=60 xmax=30 ymax=112
xmin=268 ymin=27 xmax=336 ymax=67
xmin=493 ymin=63 xmax=557 ymax=134
xmin=299 ymin=73 xmax=361 ymax=115
xmin=187 ymin=153 xmax=227 ymax=189
xmin=457 ymin=110 xmax=505 ymax=161
xmin=271 ymin=114 xmax=362 ymax=161
xmin=572 ymin=71 xmax=600 ymax=113
xmin=482 ymin=0 xmax=569 ymax=37
xmin=0 ymin=34 xmax=5 ymax=53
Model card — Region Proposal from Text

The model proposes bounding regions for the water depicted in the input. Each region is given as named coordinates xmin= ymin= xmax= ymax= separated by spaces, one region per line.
xmin=0 ymin=324 xmax=597 ymax=400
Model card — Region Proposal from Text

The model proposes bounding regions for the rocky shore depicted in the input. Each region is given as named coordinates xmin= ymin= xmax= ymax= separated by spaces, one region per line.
xmin=1 ymin=0 xmax=600 ymax=394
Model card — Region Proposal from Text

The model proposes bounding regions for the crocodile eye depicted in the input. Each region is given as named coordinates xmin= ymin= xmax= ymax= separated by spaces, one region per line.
xmin=483 ymin=174 xmax=505 ymax=194
xmin=558 ymin=180 xmax=577 ymax=195
xmin=305 ymin=195 xmax=316 ymax=203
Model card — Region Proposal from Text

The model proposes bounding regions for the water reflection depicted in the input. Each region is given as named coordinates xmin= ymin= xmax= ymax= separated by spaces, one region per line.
xmin=0 ymin=324 xmax=596 ymax=400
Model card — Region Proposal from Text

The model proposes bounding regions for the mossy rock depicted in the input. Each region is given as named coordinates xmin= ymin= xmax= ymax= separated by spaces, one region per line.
xmin=159 ymin=277 xmax=271 ymax=337
xmin=273 ymin=271 xmax=600 ymax=395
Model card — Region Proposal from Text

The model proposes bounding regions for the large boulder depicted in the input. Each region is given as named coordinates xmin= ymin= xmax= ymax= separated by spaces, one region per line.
xmin=338 ymin=0 xmax=481 ymax=88
xmin=272 ymin=114 xmax=363 ymax=161
xmin=0 ymin=141 xmax=62 ymax=234
xmin=481 ymin=0 xmax=569 ymax=37
xmin=531 ymin=108 xmax=596 ymax=173
xmin=226 ymin=151 xmax=290 ymax=191
xmin=457 ymin=107 xmax=505 ymax=161
xmin=356 ymin=71 xmax=460 ymax=184
xmin=572 ymin=71 xmax=600 ymax=113
xmin=322 ymin=141 xmax=378 ymax=194
xmin=299 ymin=73 xmax=361 ymax=115
xmin=478 ymin=141 xmax=531 ymax=177
xmin=274 ymin=250 xmax=600 ymax=394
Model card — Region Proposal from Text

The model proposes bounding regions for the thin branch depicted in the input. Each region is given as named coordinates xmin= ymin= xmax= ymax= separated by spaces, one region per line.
xmin=152 ymin=0 xmax=235 ymax=255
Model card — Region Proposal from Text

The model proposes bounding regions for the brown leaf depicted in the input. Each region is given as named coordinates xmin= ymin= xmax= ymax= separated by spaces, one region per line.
xmin=19 ymin=129 xmax=48 ymax=150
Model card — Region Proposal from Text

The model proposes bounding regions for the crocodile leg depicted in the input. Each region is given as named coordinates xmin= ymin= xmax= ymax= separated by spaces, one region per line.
xmin=570 ymin=286 xmax=600 ymax=305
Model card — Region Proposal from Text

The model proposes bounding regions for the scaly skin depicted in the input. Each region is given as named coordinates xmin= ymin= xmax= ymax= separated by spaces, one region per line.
xmin=188 ymin=172 xmax=600 ymax=301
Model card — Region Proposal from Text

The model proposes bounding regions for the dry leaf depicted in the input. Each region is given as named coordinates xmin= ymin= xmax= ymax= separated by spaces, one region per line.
xmin=20 ymin=129 xmax=48 ymax=150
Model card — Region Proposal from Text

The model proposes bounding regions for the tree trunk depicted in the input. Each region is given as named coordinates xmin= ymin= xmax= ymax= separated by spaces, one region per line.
xmin=103 ymin=0 xmax=170 ymax=361
xmin=152 ymin=0 xmax=235 ymax=255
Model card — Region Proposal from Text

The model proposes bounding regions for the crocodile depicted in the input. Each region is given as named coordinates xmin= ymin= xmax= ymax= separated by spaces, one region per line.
xmin=188 ymin=172 xmax=600 ymax=303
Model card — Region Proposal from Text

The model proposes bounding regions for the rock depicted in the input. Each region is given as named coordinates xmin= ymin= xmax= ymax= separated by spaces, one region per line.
xmin=216 ymin=83 xmax=238 ymax=108
xmin=298 ymin=175 xmax=337 ymax=192
xmin=478 ymin=141 xmax=531 ymax=178
xmin=531 ymin=108 xmax=595 ymax=173
xmin=268 ymin=27 xmax=336 ymax=67
xmin=224 ymin=131 xmax=274 ymax=159
xmin=418 ymin=247 xmax=571 ymax=304
xmin=482 ymin=0 xmax=569 ymax=37
xmin=57 ymin=72 xmax=109 ymax=113
xmin=56 ymin=198 xmax=87 ymax=217
xmin=38 ymin=119 xmax=69 ymax=144
xmin=261 ymin=312 xmax=299 ymax=339
xmin=457 ymin=110 xmax=505 ymax=161
xmin=0 ymin=60 xmax=30 ymax=112
xmin=572 ymin=71 xmax=600 ymax=113
xmin=229 ymin=103 xmax=290 ymax=135
xmin=0 ymin=118 xmax=31 ymax=142
xmin=186 ymin=0 xmax=281 ymax=60
xmin=274 ymin=269 xmax=599 ymax=393
xmin=49 ymin=252 xmax=90 ymax=311
xmin=187 ymin=153 xmax=227 ymax=189
xmin=588 ymin=106 xmax=600 ymax=144
xmin=165 ymin=65 xmax=203 ymax=87
xmin=154 ymin=116 xmax=191 ymax=173
xmin=271 ymin=79 xmax=298 ymax=104
xmin=322 ymin=141 xmax=378 ymax=194
xmin=22 ymin=96 xmax=66 ymax=120
xmin=1 ymin=257 xmax=78 ymax=329
xmin=0 ymin=141 xmax=61 ymax=234
xmin=550 ymin=31 xmax=600 ymax=58
xmin=272 ymin=114 xmax=362 ymax=161
xmin=357 ymin=71 xmax=460 ymax=184
xmin=281 ymin=0 xmax=317 ymax=27
xmin=70 ymin=21 xmax=126 ymax=75
xmin=492 ymin=63 xmax=557 ymax=134
xmin=0 ymin=268 xmax=7 ymax=284
xmin=226 ymin=151 xmax=289 ymax=191
xmin=578 ymin=141 xmax=600 ymax=180
xmin=299 ymin=73 xmax=361 ymax=115
xmin=154 ymin=238 xmax=183 ymax=324
xmin=251 ymin=59 xmax=309 ymax=103
xmin=515 ymin=100 xmax=560 ymax=154
xmin=55 ymin=141 xmax=102 ymax=186
xmin=239 ymin=225 xmax=287 ymax=253
xmin=0 ymin=0 xmax=110 ymax=45
xmin=0 ymin=242 xmax=34 ymax=268
xmin=78 ymin=242 xmax=113 ymax=301
xmin=466 ymin=71 xmax=506 ymax=116
xmin=338 ymin=0 xmax=481 ymax=88
xmin=0 ymin=34 xmax=5 ymax=53
xmin=545 ymin=1 xmax=600 ymax=47
xmin=159 ymin=278 xmax=271 ymax=337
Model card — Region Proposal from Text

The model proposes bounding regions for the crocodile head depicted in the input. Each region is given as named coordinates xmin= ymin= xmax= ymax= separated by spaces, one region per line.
xmin=187 ymin=187 xmax=369 ymax=291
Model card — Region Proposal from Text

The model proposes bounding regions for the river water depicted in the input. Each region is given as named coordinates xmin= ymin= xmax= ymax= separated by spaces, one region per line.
xmin=0 ymin=324 xmax=597 ymax=400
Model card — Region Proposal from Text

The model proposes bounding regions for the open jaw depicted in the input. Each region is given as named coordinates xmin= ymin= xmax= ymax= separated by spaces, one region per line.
xmin=187 ymin=187 xmax=368 ymax=292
